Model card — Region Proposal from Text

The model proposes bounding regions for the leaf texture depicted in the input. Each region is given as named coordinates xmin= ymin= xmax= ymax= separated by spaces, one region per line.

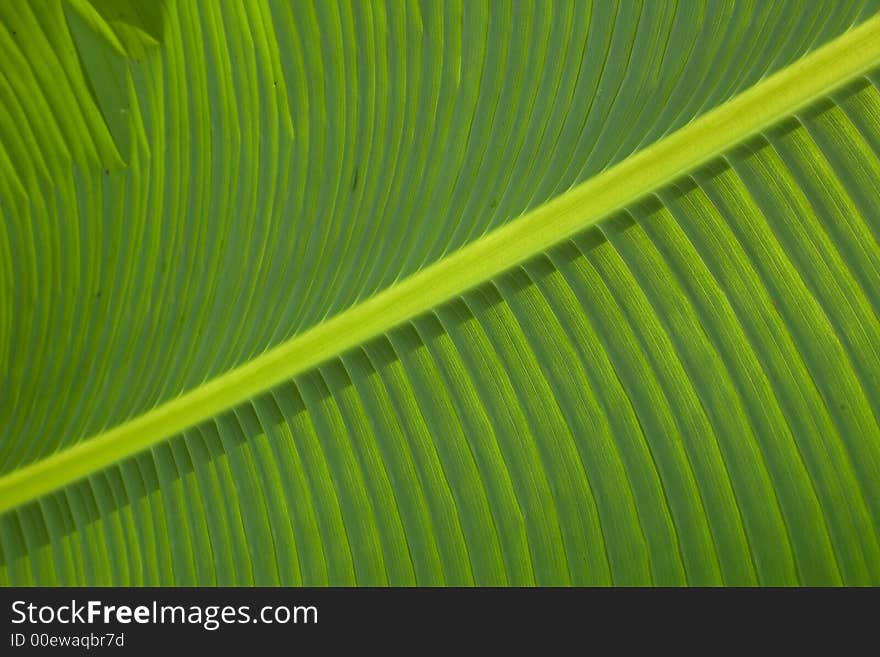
xmin=2 ymin=1 xmax=880 ymax=585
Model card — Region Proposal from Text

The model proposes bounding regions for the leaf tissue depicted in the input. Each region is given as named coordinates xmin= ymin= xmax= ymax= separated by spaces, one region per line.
xmin=2 ymin=0 xmax=880 ymax=586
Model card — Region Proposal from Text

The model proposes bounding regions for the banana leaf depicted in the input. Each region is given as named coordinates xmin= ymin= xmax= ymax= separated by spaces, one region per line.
xmin=2 ymin=0 xmax=880 ymax=585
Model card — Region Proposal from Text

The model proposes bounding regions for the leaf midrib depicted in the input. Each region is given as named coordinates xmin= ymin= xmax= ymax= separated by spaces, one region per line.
xmin=3 ymin=12 xmax=880 ymax=515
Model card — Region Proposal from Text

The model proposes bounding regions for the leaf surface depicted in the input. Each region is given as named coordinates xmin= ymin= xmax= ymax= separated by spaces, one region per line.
xmin=2 ymin=0 xmax=880 ymax=585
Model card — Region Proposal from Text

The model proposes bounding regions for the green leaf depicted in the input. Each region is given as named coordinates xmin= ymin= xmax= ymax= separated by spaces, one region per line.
xmin=2 ymin=0 xmax=880 ymax=585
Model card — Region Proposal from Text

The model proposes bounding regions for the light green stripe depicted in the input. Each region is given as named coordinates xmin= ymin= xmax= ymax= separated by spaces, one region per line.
xmin=3 ymin=13 xmax=880 ymax=514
